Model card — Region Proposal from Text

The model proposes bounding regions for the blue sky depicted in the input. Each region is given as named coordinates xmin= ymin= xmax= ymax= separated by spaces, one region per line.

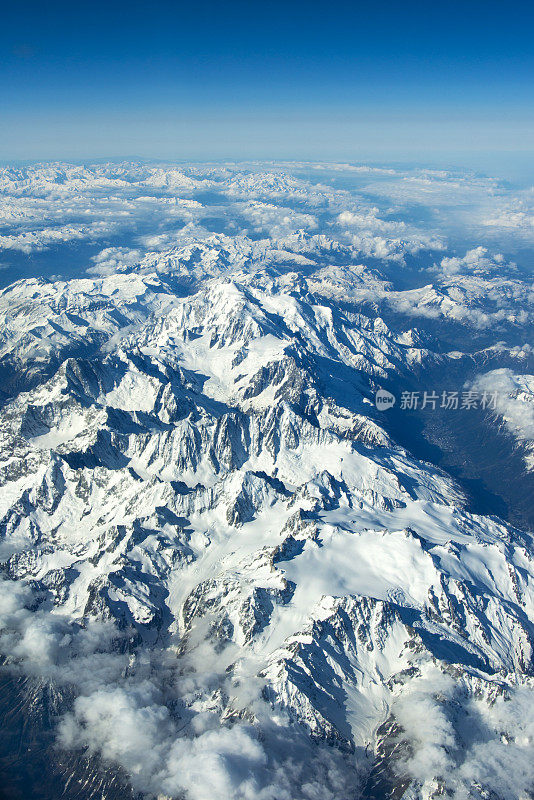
xmin=1 ymin=0 xmax=533 ymax=164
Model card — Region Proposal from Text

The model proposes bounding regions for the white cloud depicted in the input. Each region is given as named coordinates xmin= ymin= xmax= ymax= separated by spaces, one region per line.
xmin=88 ymin=246 xmax=143 ymax=276
xmin=437 ymin=246 xmax=510 ymax=276
xmin=238 ymin=201 xmax=317 ymax=238
xmin=0 ymin=575 xmax=364 ymax=800
xmin=336 ymin=207 xmax=446 ymax=262
xmin=471 ymin=369 xmax=534 ymax=468
xmin=393 ymin=667 xmax=534 ymax=800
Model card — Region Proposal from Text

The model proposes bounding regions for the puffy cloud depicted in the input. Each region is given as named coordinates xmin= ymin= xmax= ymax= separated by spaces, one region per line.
xmin=0 ymin=578 xmax=129 ymax=696
xmin=479 ymin=189 xmax=534 ymax=240
xmin=88 ymin=246 xmax=144 ymax=276
xmin=337 ymin=209 xmax=406 ymax=234
xmin=336 ymin=207 xmax=446 ymax=262
xmin=0 ymin=576 xmax=364 ymax=800
xmin=392 ymin=666 xmax=534 ymax=800
xmin=238 ymin=201 xmax=317 ymax=238
xmin=484 ymin=208 xmax=534 ymax=230
xmin=437 ymin=246 xmax=510 ymax=276
xmin=471 ymin=369 xmax=534 ymax=468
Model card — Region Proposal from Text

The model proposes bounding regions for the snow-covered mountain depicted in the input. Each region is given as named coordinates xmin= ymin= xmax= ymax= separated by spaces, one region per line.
xmin=0 ymin=163 xmax=533 ymax=800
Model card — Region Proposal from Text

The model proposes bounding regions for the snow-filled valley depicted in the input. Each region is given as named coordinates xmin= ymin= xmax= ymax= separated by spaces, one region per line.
xmin=0 ymin=162 xmax=533 ymax=800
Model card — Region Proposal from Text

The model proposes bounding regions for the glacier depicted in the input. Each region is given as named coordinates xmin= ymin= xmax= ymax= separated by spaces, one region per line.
xmin=0 ymin=162 xmax=533 ymax=800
